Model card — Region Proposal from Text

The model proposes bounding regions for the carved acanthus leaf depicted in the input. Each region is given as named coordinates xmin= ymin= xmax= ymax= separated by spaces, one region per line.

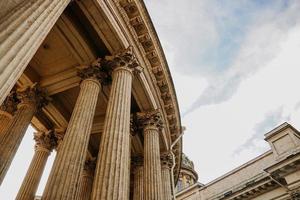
xmin=17 ymin=83 xmax=51 ymax=109
xmin=136 ymin=109 xmax=164 ymax=131
xmin=34 ymin=130 xmax=57 ymax=151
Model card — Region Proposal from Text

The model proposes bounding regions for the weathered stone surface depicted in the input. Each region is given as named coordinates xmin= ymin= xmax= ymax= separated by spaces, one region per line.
xmin=161 ymin=153 xmax=173 ymax=200
xmin=132 ymin=156 xmax=144 ymax=200
xmin=42 ymin=77 xmax=100 ymax=200
xmin=91 ymin=50 xmax=138 ymax=200
xmin=138 ymin=110 xmax=164 ymax=200
xmin=76 ymin=158 xmax=96 ymax=200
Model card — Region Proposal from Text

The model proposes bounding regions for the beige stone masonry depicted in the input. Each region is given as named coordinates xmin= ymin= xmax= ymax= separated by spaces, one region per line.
xmin=42 ymin=66 xmax=102 ymax=199
xmin=91 ymin=49 xmax=139 ymax=200
xmin=76 ymin=158 xmax=96 ymax=200
xmin=161 ymin=153 xmax=173 ymax=200
xmin=0 ymin=0 xmax=71 ymax=105
xmin=137 ymin=110 xmax=164 ymax=200
xmin=132 ymin=156 xmax=144 ymax=200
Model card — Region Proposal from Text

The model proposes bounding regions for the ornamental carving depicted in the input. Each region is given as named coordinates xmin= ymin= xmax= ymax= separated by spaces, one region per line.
xmin=34 ymin=130 xmax=57 ymax=151
xmin=135 ymin=110 xmax=164 ymax=131
xmin=130 ymin=114 xmax=138 ymax=136
xmin=161 ymin=153 xmax=172 ymax=168
xmin=77 ymin=58 xmax=111 ymax=85
xmin=16 ymin=83 xmax=51 ymax=110
xmin=101 ymin=47 xmax=141 ymax=74
xmin=78 ymin=47 xmax=141 ymax=85
xmin=53 ymin=127 xmax=65 ymax=150
xmin=0 ymin=90 xmax=19 ymax=114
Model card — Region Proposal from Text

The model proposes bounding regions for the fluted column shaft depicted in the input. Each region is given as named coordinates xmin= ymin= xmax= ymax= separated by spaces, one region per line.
xmin=76 ymin=167 xmax=94 ymax=200
xmin=144 ymin=125 xmax=163 ymax=200
xmin=161 ymin=165 xmax=172 ymax=200
xmin=0 ymin=102 xmax=36 ymax=184
xmin=16 ymin=147 xmax=50 ymax=200
xmin=133 ymin=165 xmax=144 ymax=200
xmin=42 ymin=78 xmax=100 ymax=200
xmin=91 ymin=67 xmax=133 ymax=200
xmin=0 ymin=111 xmax=12 ymax=136
xmin=0 ymin=0 xmax=71 ymax=104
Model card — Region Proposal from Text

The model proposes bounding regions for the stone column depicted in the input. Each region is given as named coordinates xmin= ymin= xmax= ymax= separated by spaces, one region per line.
xmin=161 ymin=153 xmax=172 ymax=200
xmin=0 ymin=91 xmax=18 ymax=137
xmin=0 ymin=0 xmax=71 ymax=105
xmin=91 ymin=49 xmax=140 ymax=200
xmin=132 ymin=156 xmax=144 ymax=200
xmin=76 ymin=158 xmax=95 ymax=200
xmin=0 ymin=84 xmax=48 ymax=185
xmin=16 ymin=130 xmax=57 ymax=200
xmin=42 ymin=65 xmax=102 ymax=200
xmin=137 ymin=110 xmax=164 ymax=200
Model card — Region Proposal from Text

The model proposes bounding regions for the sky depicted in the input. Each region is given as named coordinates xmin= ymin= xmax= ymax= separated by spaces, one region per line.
xmin=2 ymin=0 xmax=300 ymax=199
xmin=144 ymin=0 xmax=300 ymax=183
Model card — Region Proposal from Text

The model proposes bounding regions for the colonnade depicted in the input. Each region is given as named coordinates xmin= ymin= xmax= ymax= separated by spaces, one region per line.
xmin=0 ymin=50 xmax=174 ymax=199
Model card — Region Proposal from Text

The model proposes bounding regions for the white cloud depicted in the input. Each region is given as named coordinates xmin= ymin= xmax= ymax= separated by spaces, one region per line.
xmin=182 ymin=24 xmax=300 ymax=183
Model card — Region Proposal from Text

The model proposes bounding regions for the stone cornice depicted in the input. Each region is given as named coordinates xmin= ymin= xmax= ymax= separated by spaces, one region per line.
xmin=115 ymin=0 xmax=182 ymax=182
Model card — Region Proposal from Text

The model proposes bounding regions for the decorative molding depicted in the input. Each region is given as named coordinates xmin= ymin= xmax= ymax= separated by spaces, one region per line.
xmin=0 ymin=89 xmax=19 ymax=114
xmin=34 ymin=130 xmax=58 ymax=151
xmin=136 ymin=109 xmax=164 ymax=131
xmin=16 ymin=83 xmax=51 ymax=110
xmin=101 ymin=47 xmax=142 ymax=74
xmin=161 ymin=152 xmax=172 ymax=168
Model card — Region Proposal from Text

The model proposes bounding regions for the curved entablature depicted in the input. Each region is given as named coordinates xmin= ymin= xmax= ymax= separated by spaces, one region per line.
xmin=116 ymin=0 xmax=183 ymax=183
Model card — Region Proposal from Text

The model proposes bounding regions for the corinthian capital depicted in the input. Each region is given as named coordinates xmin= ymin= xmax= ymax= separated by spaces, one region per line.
xmin=161 ymin=153 xmax=172 ymax=168
xmin=101 ymin=47 xmax=142 ymax=74
xmin=136 ymin=109 xmax=164 ymax=131
xmin=77 ymin=59 xmax=110 ymax=85
xmin=16 ymin=83 xmax=51 ymax=109
xmin=34 ymin=130 xmax=57 ymax=151
xmin=0 ymin=90 xmax=19 ymax=114
xmin=53 ymin=127 xmax=65 ymax=151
